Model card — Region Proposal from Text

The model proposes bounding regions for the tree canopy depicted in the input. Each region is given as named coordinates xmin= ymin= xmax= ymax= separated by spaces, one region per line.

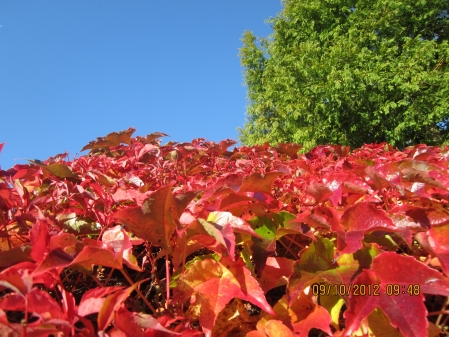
xmin=238 ymin=0 xmax=449 ymax=150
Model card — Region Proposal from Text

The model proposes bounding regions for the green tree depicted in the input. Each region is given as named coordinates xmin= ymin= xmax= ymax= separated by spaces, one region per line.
xmin=238 ymin=0 xmax=449 ymax=150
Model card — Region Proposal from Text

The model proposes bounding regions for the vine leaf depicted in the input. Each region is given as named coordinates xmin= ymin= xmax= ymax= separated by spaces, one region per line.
xmin=81 ymin=127 xmax=136 ymax=151
xmin=344 ymin=252 xmax=449 ymax=337
xmin=114 ymin=185 xmax=195 ymax=248
xmin=172 ymin=256 xmax=274 ymax=337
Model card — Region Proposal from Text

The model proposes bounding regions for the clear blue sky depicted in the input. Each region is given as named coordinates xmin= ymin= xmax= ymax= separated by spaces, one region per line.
xmin=0 ymin=1 xmax=283 ymax=170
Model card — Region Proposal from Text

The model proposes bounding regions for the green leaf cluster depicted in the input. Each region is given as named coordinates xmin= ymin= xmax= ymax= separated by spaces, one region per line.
xmin=239 ymin=0 xmax=449 ymax=150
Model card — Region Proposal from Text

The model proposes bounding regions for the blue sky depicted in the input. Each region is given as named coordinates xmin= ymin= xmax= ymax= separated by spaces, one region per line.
xmin=0 ymin=1 xmax=283 ymax=170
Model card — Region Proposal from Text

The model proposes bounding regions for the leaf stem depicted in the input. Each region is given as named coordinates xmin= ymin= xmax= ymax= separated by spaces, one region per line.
xmin=120 ymin=269 xmax=157 ymax=315
xmin=434 ymin=296 xmax=449 ymax=328
xmin=278 ymin=236 xmax=300 ymax=258
xmin=165 ymin=253 xmax=170 ymax=308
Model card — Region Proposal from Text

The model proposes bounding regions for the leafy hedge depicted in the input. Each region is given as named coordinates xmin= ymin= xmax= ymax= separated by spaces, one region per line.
xmin=0 ymin=128 xmax=449 ymax=336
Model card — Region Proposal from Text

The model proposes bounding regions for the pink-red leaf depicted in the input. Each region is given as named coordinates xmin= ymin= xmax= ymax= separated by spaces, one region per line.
xmin=114 ymin=185 xmax=190 ymax=248
xmin=114 ymin=305 xmax=145 ymax=337
xmin=343 ymin=269 xmax=427 ymax=337
xmin=97 ymin=279 xmax=148 ymax=331
xmin=344 ymin=251 xmax=449 ymax=337
xmin=306 ymin=183 xmax=333 ymax=203
xmin=372 ymin=251 xmax=449 ymax=296
xmin=69 ymin=242 xmax=123 ymax=271
xmin=78 ymin=286 xmax=123 ymax=317
xmin=276 ymin=143 xmax=302 ymax=158
xmin=32 ymin=248 xmax=75 ymax=276
xmin=239 ymin=172 xmax=283 ymax=195
xmin=259 ymin=257 xmax=294 ymax=293
xmin=29 ymin=220 xmax=50 ymax=263
xmin=0 ymin=288 xmax=64 ymax=319
xmin=0 ymin=268 xmax=31 ymax=296
xmin=415 ymin=224 xmax=449 ymax=276
xmin=339 ymin=202 xmax=396 ymax=254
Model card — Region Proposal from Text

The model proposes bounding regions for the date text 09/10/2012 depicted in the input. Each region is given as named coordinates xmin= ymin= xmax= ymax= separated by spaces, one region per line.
xmin=311 ymin=283 xmax=421 ymax=297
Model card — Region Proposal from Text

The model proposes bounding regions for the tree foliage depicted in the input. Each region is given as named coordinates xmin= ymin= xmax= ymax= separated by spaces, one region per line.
xmin=239 ymin=0 xmax=449 ymax=150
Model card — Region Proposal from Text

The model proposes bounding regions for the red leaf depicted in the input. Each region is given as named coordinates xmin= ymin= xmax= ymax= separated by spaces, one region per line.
xmin=141 ymin=131 xmax=169 ymax=143
xmin=276 ymin=143 xmax=302 ymax=158
xmin=342 ymin=202 xmax=396 ymax=231
xmin=172 ymin=191 xmax=200 ymax=231
xmin=0 ymin=288 xmax=64 ymax=319
xmin=402 ymin=167 xmax=448 ymax=190
xmin=345 ymin=251 xmax=449 ymax=337
xmin=416 ymin=225 xmax=449 ymax=276
xmin=198 ymin=219 xmax=235 ymax=261
xmin=372 ymin=251 xmax=449 ymax=296
xmin=217 ymin=192 xmax=258 ymax=210
xmin=112 ymin=188 xmax=151 ymax=205
xmin=61 ymin=288 xmax=76 ymax=321
xmin=290 ymin=302 xmax=333 ymax=336
xmin=29 ymin=220 xmax=50 ymax=263
xmin=69 ymin=244 xmax=123 ymax=271
xmin=97 ymin=279 xmax=148 ymax=331
xmin=81 ymin=286 xmax=124 ymax=302
xmin=172 ymin=257 xmax=274 ymax=337
xmin=291 ymin=305 xmax=333 ymax=336
xmin=116 ymin=306 xmax=179 ymax=335
xmin=81 ymin=127 xmax=136 ymax=151
xmin=288 ymin=210 xmax=330 ymax=230
xmin=49 ymin=232 xmax=79 ymax=251
xmin=100 ymin=225 xmax=142 ymax=271
xmin=0 ymin=268 xmax=31 ymax=296
xmin=32 ymin=248 xmax=75 ymax=276
xmin=259 ymin=257 xmax=294 ymax=293
xmin=201 ymin=174 xmax=244 ymax=200
xmin=78 ymin=298 xmax=106 ymax=317
xmin=219 ymin=139 xmax=237 ymax=152
xmin=78 ymin=287 xmax=122 ymax=317
xmin=339 ymin=202 xmax=396 ymax=254
xmin=366 ymin=163 xmax=402 ymax=190
xmin=0 ymin=293 xmax=24 ymax=311
xmin=239 ymin=172 xmax=283 ymax=195
xmin=26 ymin=288 xmax=65 ymax=319
xmin=102 ymin=225 xmax=132 ymax=252
xmin=114 ymin=305 xmax=145 ymax=337
xmin=114 ymin=185 xmax=194 ymax=248
xmin=343 ymin=269 xmax=427 ymax=337
xmin=306 ymin=183 xmax=333 ymax=203
xmin=390 ymin=204 xmax=449 ymax=228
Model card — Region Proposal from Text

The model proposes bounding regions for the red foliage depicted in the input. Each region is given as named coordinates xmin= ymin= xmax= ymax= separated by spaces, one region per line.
xmin=1 ymin=128 xmax=449 ymax=336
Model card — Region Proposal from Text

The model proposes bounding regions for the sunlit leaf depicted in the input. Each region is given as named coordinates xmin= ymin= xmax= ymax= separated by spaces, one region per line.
xmin=239 ymin=172 xmax=283 ymax=195
xmin=81 ymin=127 xmax=136 ymax=151
xmin=172 ymin=257 xmax=274 ymax=337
